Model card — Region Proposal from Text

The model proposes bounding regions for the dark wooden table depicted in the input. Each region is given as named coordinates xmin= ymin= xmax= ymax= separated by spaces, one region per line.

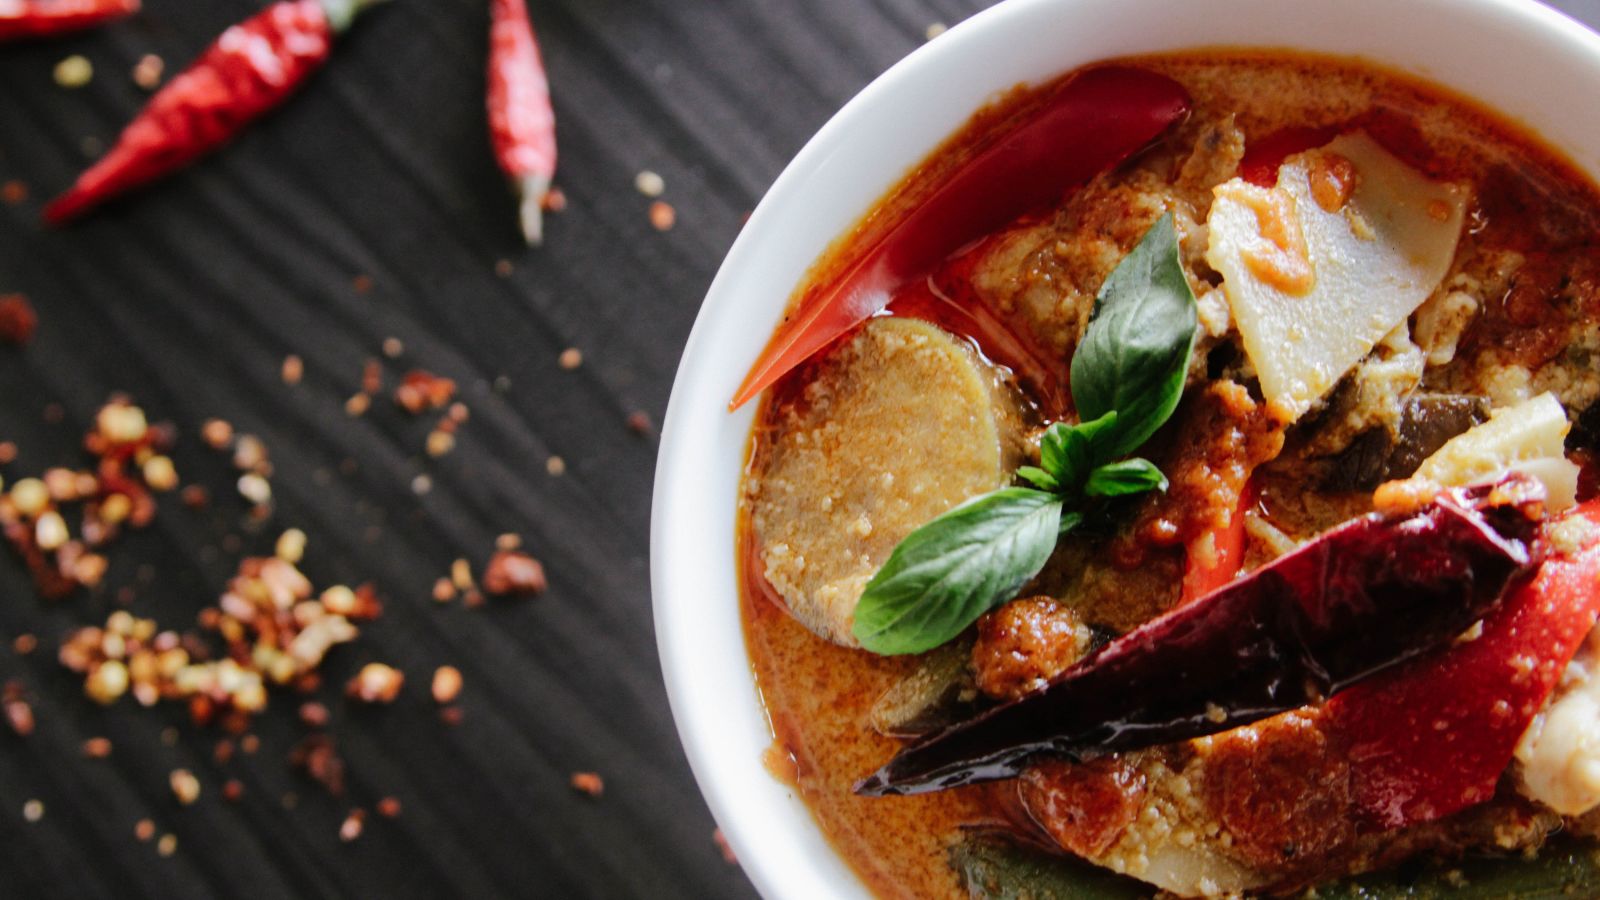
xmin=1 ymin=1 xmax=1597 ymax=897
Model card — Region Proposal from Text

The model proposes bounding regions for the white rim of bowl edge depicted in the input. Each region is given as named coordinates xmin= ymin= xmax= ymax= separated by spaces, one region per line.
xmin=652 ymin=1 xmax=1600 ymax=898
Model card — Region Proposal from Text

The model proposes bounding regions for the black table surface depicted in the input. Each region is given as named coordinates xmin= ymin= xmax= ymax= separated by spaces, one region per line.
xmin=2 ymin=1 xmax=1599 ymax=897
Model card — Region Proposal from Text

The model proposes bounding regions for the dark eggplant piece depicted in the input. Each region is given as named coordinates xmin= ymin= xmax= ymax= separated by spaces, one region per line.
xmin=1568 ymin=397 xmax=1600 ymax=452
xmin=855 ymin=481 xmax=1536 ymax=797
xmin=1322 ymin=393 xmax=1489 ymax=491
xmin=869 ymin=639 xmax=980 ymax=739
xmin=949 ymin=834 xmax=1147 ymax=900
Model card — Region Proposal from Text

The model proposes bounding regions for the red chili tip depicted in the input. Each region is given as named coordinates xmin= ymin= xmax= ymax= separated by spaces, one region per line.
xmin=42 ymin=189 xmax=92 ymax=227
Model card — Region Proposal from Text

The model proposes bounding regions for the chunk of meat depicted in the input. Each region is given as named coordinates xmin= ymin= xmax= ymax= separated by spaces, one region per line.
xmin=1195 ymin=709 xmax=1354 ymax=870
xmin=972 ymin=596 xmax=1092 ymax=701
xmin=748 ymin=318 xmax=1027 ymax=646
xmin=1018 ymin=756 xmax=1146 ymax=858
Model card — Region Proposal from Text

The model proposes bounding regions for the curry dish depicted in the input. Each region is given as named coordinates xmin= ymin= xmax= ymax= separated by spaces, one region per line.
xmin=737 ymin=51 xmax=1600 ymax=898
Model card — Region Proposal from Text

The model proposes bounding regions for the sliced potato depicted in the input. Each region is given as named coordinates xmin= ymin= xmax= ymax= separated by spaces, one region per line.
xmin=1206 ymin=132 xmax=1467 ymax=423
xmin=1413 ymin=391 xmax=1579 ymax=511
xmin=748 ymin=318 xmax=1026 ymax=646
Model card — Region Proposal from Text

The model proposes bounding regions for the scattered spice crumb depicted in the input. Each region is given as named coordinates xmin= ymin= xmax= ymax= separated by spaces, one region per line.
xmin=23 ymin=799 xmax=43 ymax=822
xmin=925 ymin=21 xmax=948 ymax=40
xmin=237 ymin=472 xmax=271 ymax=507
xmin=410 ymin=474 xmax=432 ymax=496
xmin=132 ymin=53 xmax=164 ymax=89
xmin=82 ymin=736 xmax=112 ymax=758
xmin=3 ymin=684 xmax=34 ymax=736
xmin=12 ymin=633 xmax=36 ymax=654
xmin=495 ymin=533 xmax=521 ymax=551
xmin=545 ymin=456 xmax=565 ymax=476
xmin=276 ymin=527 xmax=306 ymax=563
xmin=425 ymin=430 xmax=455 ymax=458
xmin=299 ymin=701 xmax=330 ymax=728
xmin=222 ymin=779 xmax=244 ymax=802
xmin=381 ymin=337 xmax=403 ymax=359
xmin=634 ymin=169 xmax=665 ymax=198
xmin=135 ymin=818 xmax=156 ymax=841
xmin=450 ymin=558 xmax=474 ymax=591
xmin=570 ymin=772 xmax=604 ymax=797
xmin=170 ymin=768 xmax=201 ymax=805
xmin=200 ymin=418 xmax=233 ymax=449
xmin=0 ymin=294 xmax=38 ymax=345
xmin=483 ymin=550 xmax=546 ymax=597
xmin=289 ymin=734 xmax=344 ymax=796
xmin=157 ymin=833 xmax=177 ymax=857
xmin=180 ymin=484 xmax=209 ymax=509
xmin=347 ymin=662 xmax=404 ymax=704
xmin=714 ymin=828 xmax=738 ymax=865
xmin=558 ymin=347 xmax=582 ymax=370
xmin=339 ymin=808 xmax=365 ymax=842
xmin=1 ymin=180 xmax=27 ymax=206
xmin=376 ymin=796 xmax=402 ymax=819
xmin=0 ymin=441 xmax=16 ymax=464
xmin=648 ymin=200 xmax=676 ymax=231
xmin=345 ymin=393 xmax=371 ymax=417
xmin=626 ymin=410 xmax=654 ymax=436
xmin=431 ymin=665 xmax=462 ymax=704
xmin=351 ymin=274 xmax=373 ymax=294
xmin=493 ymin=259 xmax=514 ymax=278
xmin=431 ymin=577 xmax=456 ymax=603
xmin=214 ymin=739 xmax=235 ymax=764
xmin=394 ymin=370 xmax=455 ymax=414
xmin=54 ymin=54 xmax=93 ymax=88
xmin=281 ymin=354 xmax=304 ymax=386
xmin=542 ymin=186 xmax=567 ymax=212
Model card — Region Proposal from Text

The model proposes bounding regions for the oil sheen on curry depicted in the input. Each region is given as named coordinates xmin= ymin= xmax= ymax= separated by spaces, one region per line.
xmin=735 ymin=51 xmax=1600 ymax=898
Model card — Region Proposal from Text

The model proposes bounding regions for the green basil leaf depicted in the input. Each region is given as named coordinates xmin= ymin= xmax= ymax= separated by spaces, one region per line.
xmin=1015 ymin=465 xmax=1060 ymax=492
xmin=1084 ymin=458 xmax=1168 ymax=498
xmin=1039 ymin=411 xmax=1118 ymax=489
xmin=1058 ymin=509 xmax=1084 ymax=535
xmin=852 ymin=488 xmax=1062 ymax=655
xmin=1070 ymin=213 xmax=1198 ymax=459
xmin=949 ymin=835 xmax=1147 ymax=900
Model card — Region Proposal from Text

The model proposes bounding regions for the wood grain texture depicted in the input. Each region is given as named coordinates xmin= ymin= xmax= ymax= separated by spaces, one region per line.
xmin=0 ymin=1 xmax=1594 ymax=897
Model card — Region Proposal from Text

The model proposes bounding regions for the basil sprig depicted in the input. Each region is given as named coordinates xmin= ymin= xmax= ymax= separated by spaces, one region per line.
xmin=852 ymin=214 xmax=1198 ymax=655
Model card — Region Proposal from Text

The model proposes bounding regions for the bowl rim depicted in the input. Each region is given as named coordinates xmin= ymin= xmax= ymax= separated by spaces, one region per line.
xmin=652 ymin=1 xmax=1600 ymax=898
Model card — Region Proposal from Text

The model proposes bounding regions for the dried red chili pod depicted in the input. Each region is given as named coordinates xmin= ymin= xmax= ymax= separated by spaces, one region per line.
xmin=0 ymin=0 xmax=139 ymax=43
xmin=856 ymin=480 xmax=1538 ymax=796
xmin=43 ymin=0 xmax=389 ymax=225
xmin=487 ymin=0 xmax=557 ymax=245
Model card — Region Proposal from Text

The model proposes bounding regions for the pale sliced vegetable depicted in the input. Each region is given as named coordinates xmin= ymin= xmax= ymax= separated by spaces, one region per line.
xmin=1205 ymin=132 xmax=1467 ymax=423
xmin=1517 ymin=628 xmax=1600 ymax=815
xmin=748 ymin=318 xmax=1026 ymax=646
xmin=1413 ymin=392 xmax=1579 ymax=511
xmin=868 ymin=639 xmax=978 ymax=738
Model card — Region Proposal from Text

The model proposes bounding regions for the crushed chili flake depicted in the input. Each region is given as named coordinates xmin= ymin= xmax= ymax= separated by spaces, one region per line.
xmin=344 ymin=393 xmax=371 ymax=417
xmin=482 ymin=550 xmax=546 ymax=597
xmin=625 ymin=410 xmax=654 ymax=436
xmin=450 ymin=558 xmax=474 ymax=591
xmin=558 ymin=347 xmax=582 ymax=370
xmin=0 ymin=294 xmax=38 ymax=345
xmin=0 ymin=441 xmax=16 ymax=464
xmin=439 ymin=705 xmax=464 ymax=726
xmin=289 ymin=734 xmax=345 ymax=796
xmin=132 ymin=54 xmax=164 ymax=89
xmin=352 ymin=274 xmax=373 ymax=294
xmin=339 ymin=808 xmax=365 ymax=842
xmin=169 ymin=768 xmax=200 ymax=805
xmin=394 ymin=370 xmax=456 ymax=414
xmin=376 ymin=796 xmax=402 ymax=818
xmin=361 ymin=359 xmax=382 ymax=395
xmin=1 ymin=181 xmax=27 ymax=206
xmin=542 ymin=187 xmax=567 ymax=212
xmin=494 ymin=259 xmax=514 ymax=278
xmin=3 ymin=683 xmax=34 ymax=736
xmin=180 ymin=485 xmax=208 ymax=509
xmin=431 ymin=665 xmax=462 ymax=704
xmin=82 ymin=736 xmax=112 ymax=758
xmin=381 ymin=337 xmax=403 ymax=359
xmin=200 ymin=418 xmax=233 ymax=449
xmin=281 ymin=354 xmax=304 ymax=386
xmin=713 ymin=829 xmax=738 ymax=865
xmin=347 ymin=662 xmax=404 ymax=704
xmin=431 ymin=577 xmax=456 ymax=603
xmin=214 ymin=739 xmax=234 ymax=764
xmin=648 ymin=200 xmax=676 ymax=231
xmin=22 ymin=799 xmax=43 ymax=822
xmin=12 ymin=633 xmax=36 ymax=654
xmin=240 ymin=734 xmax=260 ymax=755
xmin=545 ymin=456 xmax=565 ymax=476
xmin=495 ymin=532 xmax=521 ymax=551
xmin=570 ymin=771 xmax=604 ymax=797
xmin=157 ymin=833 xmax=177 ymax=857
xmin=222 ymin=779 xmax=244 ymax=802
xmin=135 ymin=818 xmax=156 ymax=841
xmin=298 ymin=701 xmax=330 ymax=728
xmin=425 ymin=430 xmax=455 ymax=458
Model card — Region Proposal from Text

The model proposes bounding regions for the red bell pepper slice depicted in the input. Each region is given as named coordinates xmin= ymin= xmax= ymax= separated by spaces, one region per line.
xmin=1180 ymin=477 xmax=1256 ymax=603
xmin=1327 ymin=500 xmax=1600 ymax=829
xmin=729 ymin=66 xmax=1191 ymax=410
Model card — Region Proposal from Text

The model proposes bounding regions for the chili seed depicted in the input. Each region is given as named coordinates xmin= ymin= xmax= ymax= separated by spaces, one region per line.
xmin=425 ymin=430 xmax=455 ymax=458
xmin=201 ymin=418 xmax=233 ymax=449
xmin=0 ymin=294 xmax=37 ymax=344
xmin=648 ymin=201 xmax=676 ymax=231
xmin=482 ymin=550 xmax=547 ymax=597
xmin=431 ymin=577 xmax=456 ymax=603
xmin=377 ymin=796 xmax=402 ymax=818
xmin=169 ymin=769 xmax=200 ymax=805
xmin=570 ymin=772 xmax=604 ymax=797
xmin=339 ymin=809 xmax=365 ymax=842
xmin=0 ymin=182 xmax=27 ymax=207
xmin=281 ymin=355 xmax=304 ymax=386
xmin=545 ymin=456 xmax=565 ymax=476
xmin=634 ymin=170 xmax=665 ymax=198
xmin=381 ymin=337 xmax=403 ymax=358
xmin=714 ymin=828 xmax=738 ymax=865
xmin=925 ymin=21 xmax=948 ymax=39
xmin=157 ymin=833 xmax=177 ymax=857
xmin=82 ymin=737 xmax=113 ymax=758
xmin=431 ymin=666 xmax=462 ymax=704
xmin=22 ymin=799 xmax=43 ymax=822
xmin=135 ymin=819 xmax=156 ymax=841
xmin=558 ymin=347 xmax=582 ymax=370
xmin=132 ymin=54 xmax=164 ymax=89
xmin=54 ymin=55 xmax=93 ymax=88
xmin=347 ymin=663 xmax=404 ymax=704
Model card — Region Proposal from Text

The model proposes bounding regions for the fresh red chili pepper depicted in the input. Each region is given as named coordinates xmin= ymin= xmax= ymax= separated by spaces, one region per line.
xmin=0 ymin=0 xmax=138 ymax=42
xmin=1180 ymin=477 xmax=1257 ymax=603
xmin=487 ymin=0 xmax=557 ymax=246
xmin=1327 ymin=500 xmax=1600 ymax=829
xmin=1237 ymin=125 xmax=1339 ymax=186
xmin=729 ymin=66 xmax=1191 ymax=411
xmin=43 ymin=0 xmax=387 ymax=225
xmin=857 ymin=481 xmax=1536 ymax=796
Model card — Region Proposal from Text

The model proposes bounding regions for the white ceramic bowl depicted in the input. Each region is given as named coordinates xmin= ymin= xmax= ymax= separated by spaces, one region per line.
xmin=652 ymin=0 xmax=1600 ymax=896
